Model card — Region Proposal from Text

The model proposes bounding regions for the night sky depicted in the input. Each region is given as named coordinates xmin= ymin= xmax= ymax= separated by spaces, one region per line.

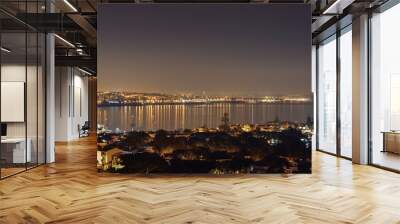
xmin=98 ymin=4 xmax=311 ymax=97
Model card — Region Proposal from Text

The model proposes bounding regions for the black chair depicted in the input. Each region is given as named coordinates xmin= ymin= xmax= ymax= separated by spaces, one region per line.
xmin=79 ymin=121 xmax=90 ymax=138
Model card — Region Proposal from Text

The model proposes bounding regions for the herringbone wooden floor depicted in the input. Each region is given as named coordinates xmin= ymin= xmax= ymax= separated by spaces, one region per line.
xmin=1 ymin=137 xmax=400 ymax=224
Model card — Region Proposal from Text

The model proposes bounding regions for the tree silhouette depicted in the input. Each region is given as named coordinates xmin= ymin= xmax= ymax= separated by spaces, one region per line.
xmin=126 ymin=131 xmax=150 ymax=149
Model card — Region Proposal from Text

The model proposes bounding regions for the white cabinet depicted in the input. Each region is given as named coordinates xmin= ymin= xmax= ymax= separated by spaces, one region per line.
xmin=1 ymin=138 xmax=32 ymax=163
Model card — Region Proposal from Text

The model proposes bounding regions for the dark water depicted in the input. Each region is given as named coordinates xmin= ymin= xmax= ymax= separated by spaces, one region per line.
xmin=97 ymin=103 xmax=313 ymax=131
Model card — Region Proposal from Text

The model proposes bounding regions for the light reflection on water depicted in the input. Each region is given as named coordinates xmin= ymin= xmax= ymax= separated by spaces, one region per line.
xmin=98 ymin=103 xmax=313 ymax=131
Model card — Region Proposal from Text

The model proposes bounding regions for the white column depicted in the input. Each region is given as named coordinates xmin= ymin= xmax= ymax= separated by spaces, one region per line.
xmin=45 ymin=0 xmax=56 ymax=163
xmin=46 ymin=33 xmax=55 ymax=163
xmin=55 ymin=67 xmax=73 ymax=141
xmin=352 ymin=14 xmax=369 ymax=164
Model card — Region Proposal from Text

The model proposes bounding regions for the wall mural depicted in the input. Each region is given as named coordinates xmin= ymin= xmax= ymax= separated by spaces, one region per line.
xmin=97 ymin=4 xmax=312 ymax=174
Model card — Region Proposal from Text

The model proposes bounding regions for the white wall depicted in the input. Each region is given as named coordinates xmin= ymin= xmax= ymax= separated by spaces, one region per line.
xmin=72 ymin=73 xmax=89 ymax=138
xmin=55 ymin=66 xmax=69 ymax=141
xmin=55 ymin=67 xmax=89 ymax=141
xmin=1 ymin=64 xmax=42 ymax=138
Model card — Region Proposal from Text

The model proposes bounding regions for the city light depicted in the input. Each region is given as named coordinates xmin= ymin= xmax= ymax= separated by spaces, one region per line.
xmin=98 ymin=91 xmax=312 ymax=106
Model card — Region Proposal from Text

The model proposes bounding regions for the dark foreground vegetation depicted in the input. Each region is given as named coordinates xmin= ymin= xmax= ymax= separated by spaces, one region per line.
xmin=97 ymin=123 xmax=312 ymax=174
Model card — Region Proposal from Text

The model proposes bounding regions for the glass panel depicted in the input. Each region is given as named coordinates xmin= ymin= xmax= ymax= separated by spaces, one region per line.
xmin=371 ymin=4 xmax=400 ymax=171
xmin=312 ymin=46 xmax=317 ymax=151
xmin=0 ymin=1 xmax=46 ymax=179
xmin=1 ymin=31 xmax=28 ymax=178
xmin=27 ymin=31 xmax=38 ymax=169
xmin=339 ymin=29 xmax=352 ymax=158
xmin=318 ymin=36 xmax=337 ymax=154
